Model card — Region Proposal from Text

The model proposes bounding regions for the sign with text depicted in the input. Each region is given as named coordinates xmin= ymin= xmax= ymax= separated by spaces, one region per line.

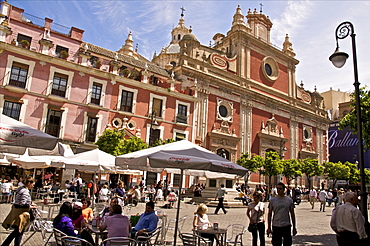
xmin=328 ymin=122 xmax=370 ymax=168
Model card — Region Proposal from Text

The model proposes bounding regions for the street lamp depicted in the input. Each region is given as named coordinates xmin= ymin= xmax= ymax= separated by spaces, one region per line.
xmin=149 ymin=110 xmax=158 ymax=146
xmin=329 ymin=21 xmax=367 ymax=221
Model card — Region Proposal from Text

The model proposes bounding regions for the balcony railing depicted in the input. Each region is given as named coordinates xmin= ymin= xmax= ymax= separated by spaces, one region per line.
xmin=176 ymin=114 xmax=188 ymax=124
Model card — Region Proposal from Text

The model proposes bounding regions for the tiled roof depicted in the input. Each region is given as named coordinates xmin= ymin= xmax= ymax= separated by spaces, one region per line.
xmin=85 ymin=43 xmax=171 ymax=77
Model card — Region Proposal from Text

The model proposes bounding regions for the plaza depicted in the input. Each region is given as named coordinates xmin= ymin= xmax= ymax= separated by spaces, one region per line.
xmin=0 ymin=199 xmax=346 ymax=246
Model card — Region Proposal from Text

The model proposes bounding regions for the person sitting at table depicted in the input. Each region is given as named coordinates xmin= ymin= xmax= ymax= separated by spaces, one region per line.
xmin=193 ymin=204 xmax=215 ymax=243
xmin=1 ymin=179 xmax=13 ymax=203
xmin=99 ymin=204 xmax=130 ymax=239
xmin=100 ymin=198 xmax=120 ymax=218
xmin=81 ymin=198 xmax=94 ymax=223
xmin=99 ymin=184 xmax=110 ymax=202
xmin=113 ymin=181 xmax=126 ymax=200
xmin=53 ymin=201 xmax=77 ymax=236
xmin=71 ymin=202 xmax=87 ymax=232
xmin=131 ymin=201 xmax=158 ymax=238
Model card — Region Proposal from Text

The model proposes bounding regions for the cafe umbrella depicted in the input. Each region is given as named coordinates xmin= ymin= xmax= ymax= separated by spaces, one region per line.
xmin=0 ymin=114 xmax=59 ymax=154
xmin=116 ymin=140 xmax=248 ymax=245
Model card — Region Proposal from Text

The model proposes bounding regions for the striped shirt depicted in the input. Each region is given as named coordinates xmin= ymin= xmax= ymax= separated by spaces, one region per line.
xmin=14 ymin=186 xmax=31 ymax=208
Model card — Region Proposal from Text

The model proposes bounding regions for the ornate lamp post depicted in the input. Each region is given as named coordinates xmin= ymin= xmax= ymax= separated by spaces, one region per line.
xmin=149 ymin=110 xmax=158 ymax=146
xmin=329 ymin=21 xmax=367 ymax=221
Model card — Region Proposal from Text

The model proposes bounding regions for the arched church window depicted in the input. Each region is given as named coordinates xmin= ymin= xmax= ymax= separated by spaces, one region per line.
xmin=170 ymin=61 xmax=176 ymax=67
xmin=178 ymin=34 xmax=181 ymax=41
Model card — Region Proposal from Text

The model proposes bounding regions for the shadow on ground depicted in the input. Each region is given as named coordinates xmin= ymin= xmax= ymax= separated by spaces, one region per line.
xmin=292 ymin=233 xmax=337 ymax=246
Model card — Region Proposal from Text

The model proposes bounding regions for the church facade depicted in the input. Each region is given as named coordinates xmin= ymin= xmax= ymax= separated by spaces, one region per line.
xmin=153 ymin=6 xmax=330 ymax=186
xmin=0 ymin=2 xmax=330 ymax=187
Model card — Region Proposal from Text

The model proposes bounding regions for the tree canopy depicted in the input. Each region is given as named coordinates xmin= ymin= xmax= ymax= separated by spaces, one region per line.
xmin=300 ymin=158 xmax=324 ymax=189
xmin=339 ymin=86 xmax=370 ymax=149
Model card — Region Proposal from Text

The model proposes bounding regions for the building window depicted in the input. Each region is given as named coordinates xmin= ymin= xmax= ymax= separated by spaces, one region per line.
xmin=46 ymin=109 xmax=62 ymax=137
xmin=226 ymin=180 xmax=233 ymax=188
xmin=217 ymin=148 xmax=230 ymax=160
xmin=176 ymin=104 xmax=188 ymax=124
xmin=3 ymin=101 xmax=21 ymax=120
xmin=86 ymin=117 xmax=98 ymax=142
xmin=16 ymin=34 xmax=32 ymax=48
xmin=149 ymin=76 xmax=159 ymax=85
xmin=152 ymin=98 xmax=163 ymax=117
xmin=55 ymin=45 xmax=69 ymax=58
xmin=209 ymin=179 xmax=217 ymax=187
xmin=9 ymin=62 xmax=29 ymax=88
xmin=217 ymin=99 xmax=233 ymax=122
xmin=146 ymin=172 xmax=157 ymax=187
xmin=150 ymin=129 xmax=161 ymax=146
xmin=91 ymin=83 xmax=102 ymax=105
xmin=173 ymin=174 xmax=181 ymax=186
xmin=175 ymin=133 xmax=186 ymax=141
xmin=51 ymin=73 xmax=68 ymax=97
xmin=120 ymin=90 xmax=134 ymax=112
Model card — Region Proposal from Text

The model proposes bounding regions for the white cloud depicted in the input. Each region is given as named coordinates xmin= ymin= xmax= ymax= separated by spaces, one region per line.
xmin=271 ymin=0 xmax=315 ymax=45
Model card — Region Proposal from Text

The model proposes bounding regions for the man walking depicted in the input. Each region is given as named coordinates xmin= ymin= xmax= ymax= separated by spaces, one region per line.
xmin=214 ymin=184 xmax=228 ymax=214
xmin=330 ymin=192 xmax=368 ymax=245
xmin=309 ymin=188 xmax=317 ymax=209
xmin=267 ymin=182 xmax=297 ymax=246
xmin=318 ymin=189 xmax=327 ymax=212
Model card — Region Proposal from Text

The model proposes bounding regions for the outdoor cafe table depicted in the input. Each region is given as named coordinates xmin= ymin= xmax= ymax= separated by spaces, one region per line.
xmin=35 ymin=201 xmax=61 ymax=221
xmin=194 ymin=228 xmax=227 ymax=246
xmin=88 ymin=225 xmax=107 ymax=245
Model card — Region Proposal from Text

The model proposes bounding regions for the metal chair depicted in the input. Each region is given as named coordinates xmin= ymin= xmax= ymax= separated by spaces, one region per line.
xmin=21 ymin=208 xmax=54 ymax=246
xmin=136 ymin=226 xmax=162 ymax=246
xmin=164 ymin=216 xmax=187 ymax=241
xmin=61 ymin=236 xmax=94 ymax=246
xmin=43 ymin=228 xmax=67 ymax=246
xmin=225 ymin=224 xmax=246 ymax=246
xmin=100 ymin=237 xmax=137 ymax=246
xmin=179 ymin=233 xmax=212 ymax=246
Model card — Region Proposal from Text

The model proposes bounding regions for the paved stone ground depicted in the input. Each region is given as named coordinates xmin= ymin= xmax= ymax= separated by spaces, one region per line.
xmin=2 ymin=198 xmax=368 ymax=246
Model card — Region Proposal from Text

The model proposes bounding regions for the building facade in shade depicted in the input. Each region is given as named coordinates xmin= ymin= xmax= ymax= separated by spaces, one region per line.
xmin=0 ymin=2 xmax=196 ymax=187
xmin=0 ymin=2 xmax=330 ymax=188
xmin=153 ymin=6 xmax=330 ymax=187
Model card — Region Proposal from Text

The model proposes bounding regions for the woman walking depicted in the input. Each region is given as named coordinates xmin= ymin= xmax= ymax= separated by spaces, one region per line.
xmin=247 ymin=192 xmax=265 ymax=246
xmin=2 ymin=177 xmax=36 ymax=246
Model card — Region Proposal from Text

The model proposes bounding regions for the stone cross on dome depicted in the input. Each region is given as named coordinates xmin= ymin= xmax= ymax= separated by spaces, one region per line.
xmin=259 ymin=3 xmax=263 ymax=13
xmin=180 ymin=7 xmax=185 ymax=17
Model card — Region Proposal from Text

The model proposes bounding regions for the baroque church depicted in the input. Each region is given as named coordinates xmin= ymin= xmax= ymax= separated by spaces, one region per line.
xmin=152 ymin=6 xmax=330 ymax=186
xmin=0 ymin=2 xmax=329 ymax=187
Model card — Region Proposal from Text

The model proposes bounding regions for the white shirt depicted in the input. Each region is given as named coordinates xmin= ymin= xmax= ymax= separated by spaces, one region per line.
xmin=330 ymin=202 xmax=367 ymax=239
xmin=319 ymin=190 xmax=327 ymax=201
xmin=216 ymin=188 xmax=227 ymax=198
xmin=309 ymin=189 xmax=317 ymax=197
xmin=194 ymin=213 xmax=210 ymax=230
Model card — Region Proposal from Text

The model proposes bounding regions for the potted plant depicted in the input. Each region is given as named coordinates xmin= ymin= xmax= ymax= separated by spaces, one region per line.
xmin=59 ymin=50 xmax=69 ymax=59
xmin=20 ymin=40 xmax=30 ymax=48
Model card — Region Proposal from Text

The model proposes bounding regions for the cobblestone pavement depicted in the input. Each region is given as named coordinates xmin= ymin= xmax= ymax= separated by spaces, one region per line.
xmin=2 ymin=199 xmax=366 ymax=246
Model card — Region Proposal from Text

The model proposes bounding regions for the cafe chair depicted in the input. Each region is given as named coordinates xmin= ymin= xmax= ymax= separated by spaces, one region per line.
xmin=100 ymin=237 xmax=137 ymax=246
xmin=22 ymin=208 xmax=54 ymax=245
xmin=43 ymin=228 xmax=67 ymax=246
xmin=225 ymin=224 xmax=246 ymax=246
xmin=164 ymin=216 xmax=187 ymax=241
xmin=61 ymin=236 xmax=94 ymax=246
xmin=179 ymin=233 xmax=212 ymax=246
xmin=136 ymin=226 xmax=162 ymax=246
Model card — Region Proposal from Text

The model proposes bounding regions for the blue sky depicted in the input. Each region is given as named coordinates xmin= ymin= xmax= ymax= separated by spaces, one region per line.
xmin=8 ymin=0 xmax=370 ymax=94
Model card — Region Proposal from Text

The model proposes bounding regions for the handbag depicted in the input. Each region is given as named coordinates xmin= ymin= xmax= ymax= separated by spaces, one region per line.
xmin=248 ymin=203 xmax=261 ymax=232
